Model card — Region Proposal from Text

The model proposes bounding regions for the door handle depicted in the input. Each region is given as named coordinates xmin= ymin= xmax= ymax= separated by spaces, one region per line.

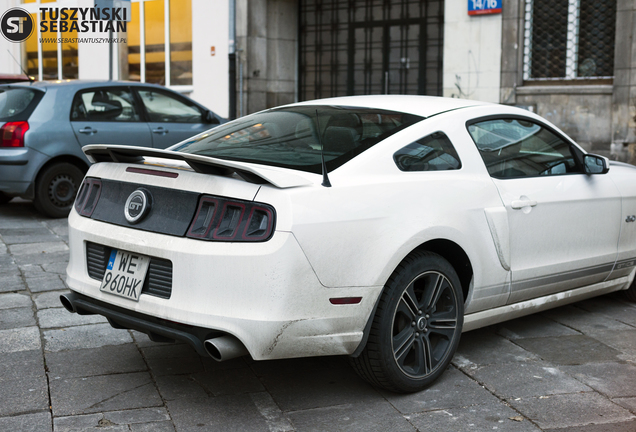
xmin=511 ymin=199 xmax=537 ymax=209
xmin=152 ymin=127 xmax=169 ymax=135
xmin=78 ymin=127 xmax=97 ymax=135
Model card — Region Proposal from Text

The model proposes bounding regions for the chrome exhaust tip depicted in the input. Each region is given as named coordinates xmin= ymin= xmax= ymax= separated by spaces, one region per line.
xmin=204 ymin=335 xmax=248 ymax=362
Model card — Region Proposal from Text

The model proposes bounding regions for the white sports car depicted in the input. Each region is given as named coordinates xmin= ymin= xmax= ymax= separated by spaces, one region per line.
xmin=62 ymin=95 xmax=636 ymax=393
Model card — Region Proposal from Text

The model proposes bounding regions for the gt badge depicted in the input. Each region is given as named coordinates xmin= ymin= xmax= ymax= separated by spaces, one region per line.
xmin=124 ymin=189 xmax=151 ymax=224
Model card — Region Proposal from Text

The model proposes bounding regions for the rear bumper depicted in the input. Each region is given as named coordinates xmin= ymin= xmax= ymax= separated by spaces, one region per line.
xmin=66 ymin=211 xmax=381 ymax=360
xmin=0 ymin=148 xmax=47 ymax=197
xmin=60 ymin=290 xmax=215 ymax=356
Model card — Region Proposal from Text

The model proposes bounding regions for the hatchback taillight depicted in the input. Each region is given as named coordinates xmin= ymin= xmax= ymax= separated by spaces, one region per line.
xmin=0 ymin=121 xmax=29 ymax=148
xmin=74 ymin=178 xmax=102 ymax=217
xmin=186 ymin=195 xmax=275 ymax=242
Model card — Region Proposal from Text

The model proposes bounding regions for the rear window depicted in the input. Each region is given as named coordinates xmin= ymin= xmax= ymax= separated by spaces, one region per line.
xmin=170 ymin=105 xmax=423 ymax=174
xmin=0 ymin=88 xmax=42 ymax=122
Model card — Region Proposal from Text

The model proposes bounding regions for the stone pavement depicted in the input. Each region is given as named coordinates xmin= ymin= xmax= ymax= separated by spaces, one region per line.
xmin=1 ymin=198 xmax=636 ymax=432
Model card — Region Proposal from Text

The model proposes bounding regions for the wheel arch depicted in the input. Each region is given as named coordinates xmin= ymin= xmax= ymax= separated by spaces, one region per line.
xmin=18 ymin=153 xmax=89 ymax=201
xmin=32 ymin=155 xmax=89 ymax=217
xmin=29 ymin=154 xmax=89 ymax=192
xmin=34 ymin=154 xmax=89 ymax=186
xmin=414 ymin=239 xmax=473 ymax=303
xmin=29 ymin=155 xmax=89 ymax=194
xmin=352 ymin=237 xmax=473 ymax=357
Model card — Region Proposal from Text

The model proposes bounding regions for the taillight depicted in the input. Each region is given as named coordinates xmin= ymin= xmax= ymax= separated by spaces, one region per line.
xmin=0 ymin=121 xmax=29 ymax=148
xmin=74 ymin=178 xmax=102 ymax=217
xmin=186 ymin=195 xmax=275 ymax=242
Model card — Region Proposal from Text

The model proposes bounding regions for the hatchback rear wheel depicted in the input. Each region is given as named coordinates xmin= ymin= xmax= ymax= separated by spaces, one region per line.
xmin=34 ymin=162 xmax=84 ymax=218
xmin=350 ymin=251 xmax=463 ymax=393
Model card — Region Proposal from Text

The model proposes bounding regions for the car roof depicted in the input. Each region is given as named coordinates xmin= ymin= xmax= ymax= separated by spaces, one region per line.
xmin=0 ymin=80 xmax=166 ymax=90
xmin=0 ymin=74 xmax=31 ymax=82
xmin=289 ymin=95 xmax=493 ymax=118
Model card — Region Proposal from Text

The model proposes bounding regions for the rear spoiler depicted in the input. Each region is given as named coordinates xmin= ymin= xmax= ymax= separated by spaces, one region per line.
xmin=83 ymin=144 xmax=313 ymax=189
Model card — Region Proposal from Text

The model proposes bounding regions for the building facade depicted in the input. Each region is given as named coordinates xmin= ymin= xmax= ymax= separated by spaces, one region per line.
xmin=1 ymin=0 xmax=634 ymax=161
xmin=500 ymin=0 xmax=632 ymax=161
xmin=235 ymin=0 xmax=634 ymax=161
xmin=0 ymin=0 xmax=231 ymax=118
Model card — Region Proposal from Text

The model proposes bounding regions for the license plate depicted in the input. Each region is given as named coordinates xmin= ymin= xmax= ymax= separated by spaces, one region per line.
xmin=99 ymin=249 xmax=150 ymax=302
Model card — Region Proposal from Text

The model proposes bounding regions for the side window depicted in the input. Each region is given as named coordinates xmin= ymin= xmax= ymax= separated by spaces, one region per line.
xmin=394 ymin=132 xmax=461 ymax=172
xmin=467 ymin=118 xmax=582 ymax=178
xmin=70 ymin=88 xmax=140 ymax=122
xmin=137 ymin=90 xmax=203 ymax=123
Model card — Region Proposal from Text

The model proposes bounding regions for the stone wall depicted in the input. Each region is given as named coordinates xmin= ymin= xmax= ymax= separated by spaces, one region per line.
xmin=499 ymin=0 xmax=636 ymax=161
xmin=235 ymin=0 xmax=297 ymax=115
xmin=610 ymin=0 xmax=636 ymax=163
xmin=515 ymin=86 xmax=613 ymax=155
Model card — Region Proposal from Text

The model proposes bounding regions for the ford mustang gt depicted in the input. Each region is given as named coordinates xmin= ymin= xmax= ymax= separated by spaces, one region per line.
xmin=61 ymin=95 xmax=636 ymax=393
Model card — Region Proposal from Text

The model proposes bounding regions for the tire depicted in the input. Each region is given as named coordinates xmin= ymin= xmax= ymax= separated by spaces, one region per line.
xmin=34 ymin=162 xmax=84 ymax=218
xmin=0 ymin=191 xmax=12 ymax=205
xmin=350 ymin=251 xmax=464 ymax=393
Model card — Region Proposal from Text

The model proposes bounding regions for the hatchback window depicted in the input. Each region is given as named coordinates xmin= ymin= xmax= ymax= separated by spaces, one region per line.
xmin=71 ymin=89 xmax=140 ymax=122
xmin=0 ymin=88 xmax=39 ymax=121
xmin=467 ymin=118 xmax=582 ymax=178
xmin=394 ymin=132 xmax=461 ymax=171
xmin=137 ymin=89 xmax=203 ymax=123
xmin=171 ymin=106 xmax=422 ymax=174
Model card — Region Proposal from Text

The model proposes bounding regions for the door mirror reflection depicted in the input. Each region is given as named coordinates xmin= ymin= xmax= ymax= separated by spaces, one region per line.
xmin=584 ymin=154 xmax=609 ymax=175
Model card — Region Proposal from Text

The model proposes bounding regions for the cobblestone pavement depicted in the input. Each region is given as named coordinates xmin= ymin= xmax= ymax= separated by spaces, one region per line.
xmin=1 ymin=199 xmax=636 ymax=431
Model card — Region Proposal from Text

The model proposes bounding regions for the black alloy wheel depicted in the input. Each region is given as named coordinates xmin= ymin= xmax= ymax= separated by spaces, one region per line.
xmin=350 ymin=251 xmax=464 ymax=393
xmin=34 ymin=162 xmax=85 ymax=218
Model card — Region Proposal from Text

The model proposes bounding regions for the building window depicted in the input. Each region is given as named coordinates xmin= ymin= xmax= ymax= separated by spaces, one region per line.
xmin=62 ymin=31 xmax=79 ymax=79
xmin=299 ymin=0 xmax=444 ymax=100
xmin=23 ymin=9 xmax=78 ymax=80
xmin=523 ymin=0 xmax=616 ymax=81
xmin=25 ymin=13 xmax=39 ymax=78
xmin=127 ymin=0 xmax=193 ymax=87
xmin=18 ymin=0 xmax=190 ymax=87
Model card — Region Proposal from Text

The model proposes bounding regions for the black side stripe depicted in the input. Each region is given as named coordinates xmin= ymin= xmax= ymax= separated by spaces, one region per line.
xmin=511 ymin=261 xmax=629 ymax=292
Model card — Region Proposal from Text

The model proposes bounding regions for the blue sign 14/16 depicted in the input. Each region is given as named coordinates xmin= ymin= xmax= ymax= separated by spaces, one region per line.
xmin=468 ymin=0 xmax=502 ymax=15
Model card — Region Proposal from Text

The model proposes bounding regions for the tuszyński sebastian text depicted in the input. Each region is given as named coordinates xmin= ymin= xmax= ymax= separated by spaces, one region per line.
xmin=38 ymin=7 xmax=128 ymax=33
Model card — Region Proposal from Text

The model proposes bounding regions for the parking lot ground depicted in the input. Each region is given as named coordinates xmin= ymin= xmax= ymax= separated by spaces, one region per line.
xmin=1 ymin=198 xmax=636 ymax=431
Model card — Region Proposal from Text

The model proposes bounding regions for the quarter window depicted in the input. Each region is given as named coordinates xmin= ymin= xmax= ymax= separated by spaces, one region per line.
xmin=467 ymin=118 xmax=581 ymax=178
xmin=71 ymin=89 xmax=141 ymax=122
xmin=394 ymin=132 xmax=461 ymax=172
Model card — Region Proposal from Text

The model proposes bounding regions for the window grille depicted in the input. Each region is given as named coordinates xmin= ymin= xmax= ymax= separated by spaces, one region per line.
xmin=299 ymin=0 xmax=444 ymax=100
xmin=523 ymin=0 xmax=616 ymax=80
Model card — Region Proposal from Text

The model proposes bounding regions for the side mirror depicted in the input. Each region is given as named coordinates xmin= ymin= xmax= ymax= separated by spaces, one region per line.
xmin=584 ymin=154 xmax=609 ymax=175
xmin=204 ymin=110 xmax=220 ymax=124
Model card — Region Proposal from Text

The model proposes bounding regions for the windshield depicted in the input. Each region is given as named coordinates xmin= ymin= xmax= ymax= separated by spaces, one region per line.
xmin=0 ymin=88 xmax=40 ymax=122
xmin=170 ymin=105 xmax=423 ymax=174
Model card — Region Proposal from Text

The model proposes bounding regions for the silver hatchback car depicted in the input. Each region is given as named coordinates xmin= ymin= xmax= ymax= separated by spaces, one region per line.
xmin=0 ymin=80 xmax=223 ymax=217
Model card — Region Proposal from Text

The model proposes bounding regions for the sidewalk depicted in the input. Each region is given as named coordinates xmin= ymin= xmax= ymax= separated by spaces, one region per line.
xmin=1 ymin=199 xmax=635 ymax=431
